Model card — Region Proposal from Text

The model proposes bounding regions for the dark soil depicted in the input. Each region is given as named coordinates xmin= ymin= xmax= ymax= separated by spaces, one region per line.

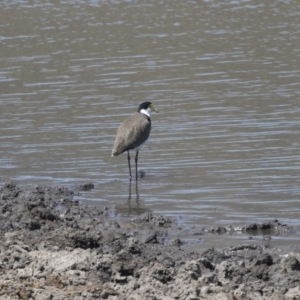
xmin=0 ymin=182 xmax=300 ymax=300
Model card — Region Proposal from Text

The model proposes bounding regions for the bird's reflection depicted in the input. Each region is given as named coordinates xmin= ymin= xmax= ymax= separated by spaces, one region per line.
xmin=124 ymin=178 xmax=141 ymax=216
xmin=114 ymin=177 xmax=151 ymax=217
xmin=128 ymin=178 xmax=139 ymax=201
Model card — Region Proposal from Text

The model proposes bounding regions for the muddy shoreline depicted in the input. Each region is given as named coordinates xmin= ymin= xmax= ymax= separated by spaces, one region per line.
xmin=0 ymin=182 xmax=299 ymax=300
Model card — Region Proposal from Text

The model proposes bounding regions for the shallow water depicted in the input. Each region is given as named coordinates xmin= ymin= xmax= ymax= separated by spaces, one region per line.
xmin=1 ymin=1 xmax=300 ymax=247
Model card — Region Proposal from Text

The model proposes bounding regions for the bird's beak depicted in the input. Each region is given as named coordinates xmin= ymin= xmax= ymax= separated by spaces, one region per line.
xmin=151 ymin=104 xmax=159 ymax=113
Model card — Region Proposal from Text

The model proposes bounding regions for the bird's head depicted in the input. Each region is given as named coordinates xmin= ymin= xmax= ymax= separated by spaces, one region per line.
xmin=138 ymin=102 xmax=159 ymax=116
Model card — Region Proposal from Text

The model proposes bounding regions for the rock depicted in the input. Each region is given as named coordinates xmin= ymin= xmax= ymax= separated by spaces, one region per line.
xmin=283 ymin=256 xmax=300 ymax=271
xmin=16 ymin=287 xmax=33 ymax=300
xmin=101 ymin=285 xmax=119 ymax=299
xmin=254 ymin=253 xmax=273 ymax=266
xmin=144 ymin=233 xmax=158 ymax=244
xmin=76 ymin=183 xmax=95 ymax=191
xmin=285 ymin=286 xmax=300 ymax=300
xmin=31 ymin=207 xmax=57 ymax=221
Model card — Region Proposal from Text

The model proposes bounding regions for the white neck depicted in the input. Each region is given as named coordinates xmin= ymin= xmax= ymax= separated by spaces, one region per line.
xmin=140 ymin=108 xmax=151 ymax=117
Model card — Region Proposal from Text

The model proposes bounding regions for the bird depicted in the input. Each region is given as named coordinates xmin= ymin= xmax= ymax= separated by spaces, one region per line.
xmin=111 ymin=102 xmax=159 ymax=180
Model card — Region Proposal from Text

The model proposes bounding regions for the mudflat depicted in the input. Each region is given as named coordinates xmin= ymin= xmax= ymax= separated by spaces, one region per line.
xmin=0 ymin=182 xmax=299 ymax=300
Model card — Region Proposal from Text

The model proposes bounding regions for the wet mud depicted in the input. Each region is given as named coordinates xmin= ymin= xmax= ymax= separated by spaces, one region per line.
xmin=0 ymin=182 xmax=300 ymax=300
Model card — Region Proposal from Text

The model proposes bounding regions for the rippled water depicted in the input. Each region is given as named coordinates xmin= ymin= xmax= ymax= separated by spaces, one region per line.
xmin=1 ymin=1 xmax=300 ymax=247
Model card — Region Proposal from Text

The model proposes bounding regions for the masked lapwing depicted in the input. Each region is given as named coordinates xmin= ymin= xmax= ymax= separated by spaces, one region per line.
xmin=112 ymin=102 xmax=159 ymax=180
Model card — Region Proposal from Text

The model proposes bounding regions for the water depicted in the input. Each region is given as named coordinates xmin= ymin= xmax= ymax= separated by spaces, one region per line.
xmin=1 ymin=0 xmax=300 ymax=248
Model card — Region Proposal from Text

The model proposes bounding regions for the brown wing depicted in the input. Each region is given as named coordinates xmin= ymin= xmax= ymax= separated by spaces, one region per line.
xmin=112 ymin=113 xmax=151 ymax=156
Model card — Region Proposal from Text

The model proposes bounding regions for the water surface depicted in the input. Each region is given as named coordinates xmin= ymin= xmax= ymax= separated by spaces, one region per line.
xmin=1 ymin=0 xmax=300 ymax=248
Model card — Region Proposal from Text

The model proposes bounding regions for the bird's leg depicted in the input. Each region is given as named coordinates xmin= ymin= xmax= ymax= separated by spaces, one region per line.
xmin=135 ymin=151 xmax=139 ymax=181
xmin=135 ymin=179 xmax=139 ymax=200
xmin=128 ymin=177 xmax=132 ymax=201
xmin=127 ymin=151 xmax=132 ymax=179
